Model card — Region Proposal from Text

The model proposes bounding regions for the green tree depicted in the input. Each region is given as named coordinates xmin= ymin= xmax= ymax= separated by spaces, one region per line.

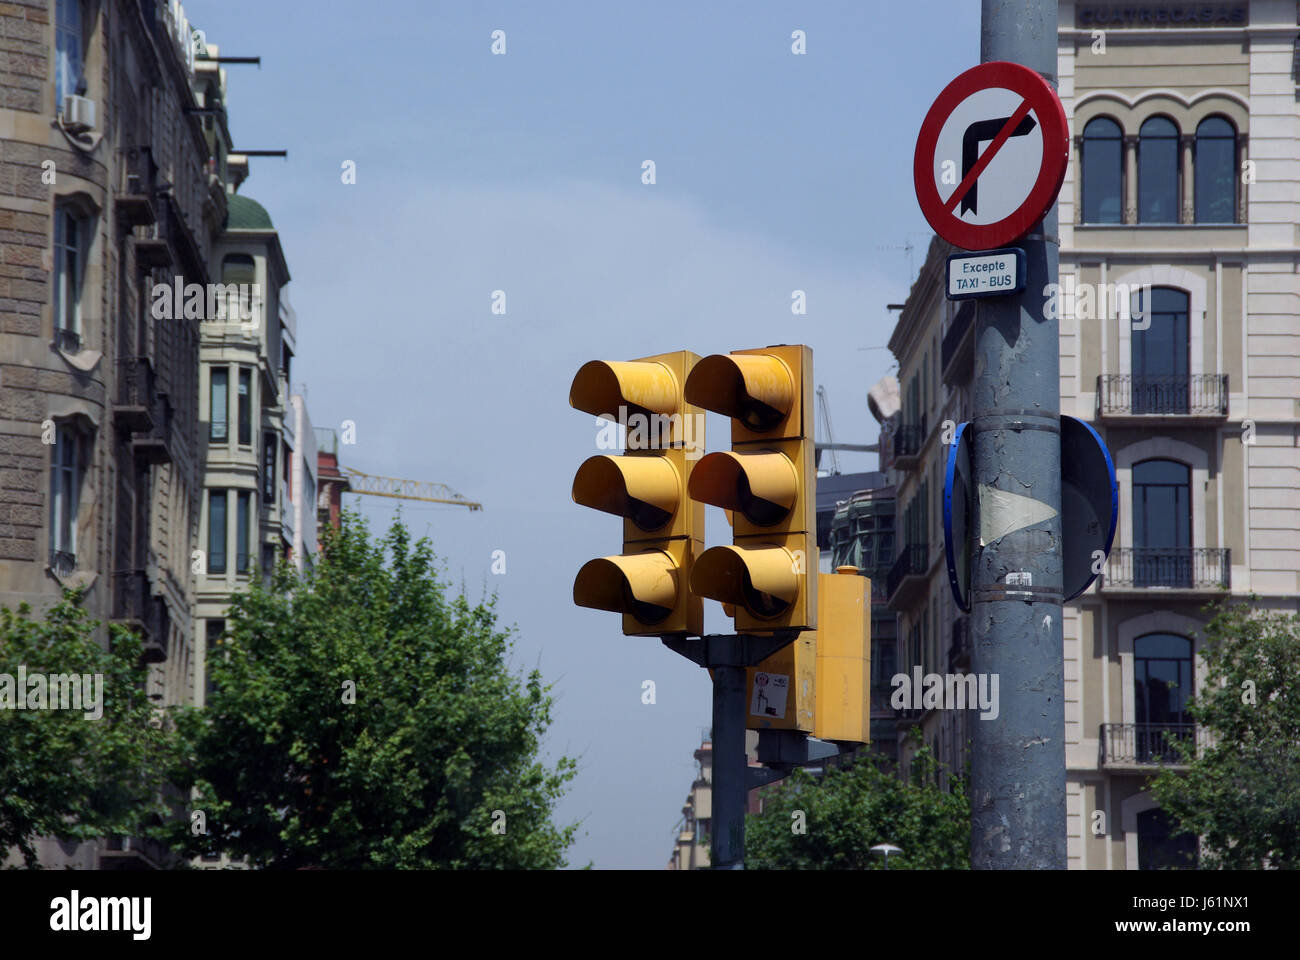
xmin=0 ymin=592 xmax=183 ymax=868
xmin=1148 ymin=600 xmax=1300 ymax=869
xmin=745 ymin=735 xmax=970 ymax=869
xmin=166 ymin=511 xmax=577 ymax=869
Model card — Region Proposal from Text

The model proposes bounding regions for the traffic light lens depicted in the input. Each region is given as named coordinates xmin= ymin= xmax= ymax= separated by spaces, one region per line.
xmin=736 ymin=395 xmax=785 ymax=432
xmin=737 ymin=472 xmax=785 ymax=526
xmin=742 ymin=573 xmax=788 ymax=619
xmin=628 ymin=498 xmax=672 ymax=531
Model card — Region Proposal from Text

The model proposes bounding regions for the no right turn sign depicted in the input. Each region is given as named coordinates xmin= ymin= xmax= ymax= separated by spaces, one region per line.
xmin=913 ymin=61 xmax=1069 ymax=251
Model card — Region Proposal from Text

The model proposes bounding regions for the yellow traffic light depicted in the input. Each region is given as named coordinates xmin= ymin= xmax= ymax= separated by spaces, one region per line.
xmin=685 ymin=345 xmax=817 ymax=631
xmin=570 ymin=352 xmax=704 ymax=636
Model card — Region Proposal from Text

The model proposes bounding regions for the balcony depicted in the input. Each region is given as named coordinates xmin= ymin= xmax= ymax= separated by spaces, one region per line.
xmin=113 ymin=357 xmax=157 ymax=433
xmin=948 ymin=617 xmax=971 ymax=671
xmin=132 ymin=393 xmax=173 ymax=466
xmin=1100 ymin=723 xmax=1206 ymax=767
xmin=941 ymin=300 xmax=975 ymax=385
xmin=110 ymin=571 xmax=168 ymax=663
xmin=1101 ymin=547 xmax=1230 ymax=593
xmin=1096 ymin=374 xmax=1228 ymax=422
xmin=886 ymin=543 xmax=928 ymax=610
xmin=892 ymin=416 xmax=927 ymax=470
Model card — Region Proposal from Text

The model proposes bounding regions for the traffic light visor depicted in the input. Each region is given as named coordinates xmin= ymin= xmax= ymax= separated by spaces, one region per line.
xmin=691 ymin=544 xmax=799 ymax=620
xmin=574 ymin=551 xmax=679 ymax=624
xmin=572 ymin=455 xmax=678 ymax=532
xmin=688 ymin=450 xmax=796 ymax=526
xmin=685 ymin=354 xmax=793 ymax=431
xmin=569 ymin=360 xmax=678 ymax=422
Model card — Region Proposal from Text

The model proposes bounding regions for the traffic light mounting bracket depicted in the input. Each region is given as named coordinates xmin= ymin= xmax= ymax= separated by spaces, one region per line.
xmin=660 ymin=629 xmax=802 ymax=669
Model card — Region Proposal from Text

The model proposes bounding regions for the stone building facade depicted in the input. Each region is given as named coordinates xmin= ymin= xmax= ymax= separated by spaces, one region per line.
xmin=0 ymin=0 xmax=230 ymax=868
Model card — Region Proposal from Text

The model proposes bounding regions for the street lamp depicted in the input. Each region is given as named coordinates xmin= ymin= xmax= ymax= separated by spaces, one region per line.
xmin=869 ymin=843 xmax=902 ymax=869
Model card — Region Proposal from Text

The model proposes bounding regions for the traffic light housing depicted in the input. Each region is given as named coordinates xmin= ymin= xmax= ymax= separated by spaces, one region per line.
xmin=685 ymin=345 xmax=817 ymax=632
xmin=570 ymin=352 xmax=704 ymax=636
xmin=813 ymin=567 xmax=871 ymax=744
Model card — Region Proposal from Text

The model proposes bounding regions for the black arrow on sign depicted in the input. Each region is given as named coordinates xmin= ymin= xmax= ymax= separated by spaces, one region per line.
xmin=961 ymin=113 xmax=1037 ymax=215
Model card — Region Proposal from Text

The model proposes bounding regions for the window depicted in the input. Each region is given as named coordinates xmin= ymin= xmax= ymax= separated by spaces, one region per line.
xmin=53 ymin=206 xmax=84 ymax=346
xmin=1137 ymin=808 xmax=1198 ymax=870
xmin=263 ymin=431 xmax=277 ymax=503
xmin=204 ymin=619 xmax=224 ymax=701
xmin=1132 ymin=460 xmax=1191 ymax=588
xmin=238 ymin=368 xmax=251 ymax=445
xmin=208 ymin=490 xmax=227 ymax=574
xmin=55 ymin=0 xmax=84 ymax=111
xmin=1082 ymin=117 xmax=1123 ymax=224
xmin=49 ymin=423 xmax=86 ymax=568
xmin=221 ymin=254 xmax=256 ymax=323
xmin=1131 ymin=287 xmax=1190 ymax=414
xmin=1138 ymin=116 xmax=1180 ymax=223
xmin=210 ymin=367 xmax=228 ymax=442
xmin=1134 ymin=633 xmax=1194 ymax=728
xmin=236 ymin=491 xmax=250 ymax=574
xmin=1195 ymin=116 xmax=1236 ymax=224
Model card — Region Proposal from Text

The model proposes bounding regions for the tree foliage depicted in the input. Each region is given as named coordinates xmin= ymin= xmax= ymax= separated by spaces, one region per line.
xmin=1148 ymin=600 xmax=1300 ymax=869
xmin=0 ymin=593 xmax=182 ymax=868
xmin=165 ymin=512 xmax=577 ymax=869
xmin=745 ymin=735 xmax=970 ymax=869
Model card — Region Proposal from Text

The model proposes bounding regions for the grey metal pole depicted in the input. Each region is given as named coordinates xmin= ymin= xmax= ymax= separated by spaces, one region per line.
xmin=710 ymin=656 xmax=748 ymax=869
xmin=970 ymin=0 xmax=1067 ymax=869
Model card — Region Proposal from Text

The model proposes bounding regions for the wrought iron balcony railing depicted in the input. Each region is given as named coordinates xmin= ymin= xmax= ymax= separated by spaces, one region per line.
xmin=1100 ymin=722 xmax=1206 ymax=765
xmin=1102 ymin=547 xmax=1229 ymax=590
xmin=1096 ymin=374 xmax=1228 ymax=417
xmin=110 ymin=570 xmax=168 ymax=663
xmin=892 ymin=416 xmax=926 ymax=462
xmin=113 ymin=357 xmax=157 ymax=433
xmin=53 ymin=327 xmax=83 ymax=352
xmin=886 ymin=543 xmax=928 ymax=600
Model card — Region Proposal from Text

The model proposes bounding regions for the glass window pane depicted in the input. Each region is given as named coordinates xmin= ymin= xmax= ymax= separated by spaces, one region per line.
xmin=210 ymin=368 xmax=228 ymax=442
xmin=1139 ymin=117 xmax=1179 ymax=223
xmin=209 ymin=491 xmax=227 ymax=574
xmin=1082 ymin=117 xmax=1123 ymax=224
xmin=1195 ymin=116 xmax=1235 ymax=224
xmin=237 ymin=491 xmax=250 ymax=573
xmin=238 ymin=368 xmax=251 ymax=445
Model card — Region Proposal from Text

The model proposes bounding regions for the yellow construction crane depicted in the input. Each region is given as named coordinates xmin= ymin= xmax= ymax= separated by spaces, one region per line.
xmin=342 ymin=467 xmax=483 ymax=511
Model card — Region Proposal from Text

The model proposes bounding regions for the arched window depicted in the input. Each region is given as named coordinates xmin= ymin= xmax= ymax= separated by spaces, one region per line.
xmin=1082 ymin=117 xmax=1123 ymax=223
xmin=1137 ymin=808 xmax=1198 ymax=869
xmin=1132 ymin=459 xmax=1191 ymax=587
xmin=1138 ymin=116 xmax=1180 ymax=223
xmin=1131 ymin=286 xmax=1189 ymax=414
xmin=1195 ymin=115 xmax=1236 ymax=223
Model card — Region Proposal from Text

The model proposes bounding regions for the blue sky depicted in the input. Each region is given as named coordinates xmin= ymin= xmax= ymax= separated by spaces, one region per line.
xmin=187 ymin=0 xmax=980 ymax=868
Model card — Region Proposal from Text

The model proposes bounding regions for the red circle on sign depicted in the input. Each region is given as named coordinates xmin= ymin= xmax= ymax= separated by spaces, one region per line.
xmin=913 ymin=61 xmax=1069 ymax=251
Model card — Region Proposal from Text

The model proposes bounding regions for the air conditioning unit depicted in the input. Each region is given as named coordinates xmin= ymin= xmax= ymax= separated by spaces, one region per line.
xmin=62 ymin=95 xmax=96 ymax=133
